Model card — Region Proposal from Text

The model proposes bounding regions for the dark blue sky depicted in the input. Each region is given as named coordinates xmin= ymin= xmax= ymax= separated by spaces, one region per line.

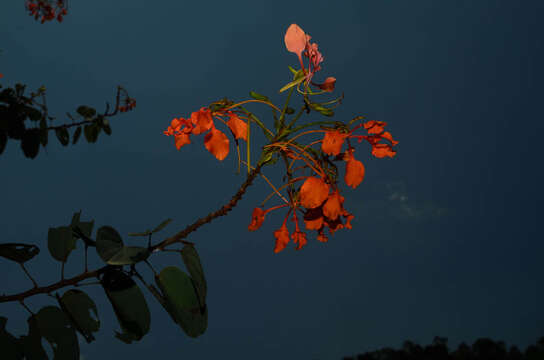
xmin=1 ymin=1 xmax=543 ymax=359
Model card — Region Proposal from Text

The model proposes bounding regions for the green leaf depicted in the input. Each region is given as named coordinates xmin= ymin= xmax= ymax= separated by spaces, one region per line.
xmin=0 ymin=243 xmax=39 ymax=263
xmin=101 ymin=267 xmax=150 ymax=343
xmin=249 ymin=91 xmax=270 ymax=102
xmin=106 ymin=246 xmax=150 ymax=265
xmin=310 ymin=103 xmax=334 ymax=117
xmin=279 ymin=76 xmax=305 ymax=93
xmin=57 ymin=289 xmax=100 ymax=343
xmin=0 ymin=131 xmax=7 ymax=155
xmin=155 ymin=266 xmax=207 ymax=338
xmin=0 ymin=317 xmax=24 ymax=360
xmin=20 ymin=316 xmax=48 ymax=360
xmin=84 ymin=123 xmax=99 ymax=143
xmin=72 ymin=126 xmax=82 ymax=144
xmin=181 ymin=245 xmax=207 ymax=307
xmin=70 ymin=210 xmax=94 ymax=239
xmin=101 ymin=117 xmax=112 ymax=135
xmin=95 ymin=226 xmax=123 ymax=264
xmin=48 ymin=226 xmax=76 ymax=262
xmin=151 ymin=218 xmax=172 ymax=233
xmin=76 ymin=106 xmax=96 ymax=118
xmin=127 ymin=229 xmax=152 ymax=237
xmin=285 ymin=107 xmax=295 ymax=115
xmin=39 ymin=119 xmax=48 ymax=147
xmin=21 ymin=128 xmax=40 ymax=159
xmin=34 ymin=306 xmax=80 ymax=360
xmin=55 ymin=127 xmax=70 ymax=146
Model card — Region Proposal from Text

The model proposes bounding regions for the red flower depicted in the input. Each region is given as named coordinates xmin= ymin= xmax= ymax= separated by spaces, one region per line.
xmin=299 ymin=177 xmax=329 ymax=209
xmin=273 ymin=224 xmax=290 ymax=253
xmin=248 ymin=208 xmax=266 ymax=231
xmin=344 ymin=149 xmax=365 ymax=189
xmin=226 ymin=112 xmax=248 ymax=141
xmin=204 ymin=126 xmax=230 ymax=161
xmin=321 ymin=129 xmax=348 ymax=156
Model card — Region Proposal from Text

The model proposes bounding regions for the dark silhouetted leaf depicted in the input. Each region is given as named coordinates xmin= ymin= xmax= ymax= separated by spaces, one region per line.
xmin=70 ymin=210 xmax=94 ymax=239
xmin=76 ymin=106 xmax=96 ymax=118
xmin=0 ymin=131 xmax=7 ymax=155
xmin=39 ymin=119 xmax=48 ymax=147
xmin=84 ymin=124 xmax=99 ymax=143
xmin=21 ymin=128 xmax=40 ymax=159
xmin=106 ymin=246 xmax=150 ymax=265
xmin=181 ymin=245 xmax=207 ymax=307
xmin=0 ymin=317 xmax=24 ymax=360
xmin=55 ymin=127 xmax=69 ymax=146
xmin=35 ymin=306 xmax=80 ymax=360
xmin=0 ymin=243 xmax=39 ymax=263
xmin=152 ymin=218 xmax=172 ymax=233
xmin=20 ymin=316 xmax=48 ymax=360
xmin=285 ymin=107 xmax=295 ymax=114
xmin=101 ymin=267 xmax=150 ymax=343
xmin=72 ymin=126 xmax=82 ymax=144
xmin=96 ymin=226 xmax=123 ymax=263
xmin=25 ymin=107 xmax=42 ymax=121
xmin=127 ymin=229 xmax=152 ymax=237
xmin=57 ymin=289 xmax=100 ymax=343
xmin=47 ymin=226 xmax=76 ymax=262
xmin=155 ymin=266 xmax=207 ymax=338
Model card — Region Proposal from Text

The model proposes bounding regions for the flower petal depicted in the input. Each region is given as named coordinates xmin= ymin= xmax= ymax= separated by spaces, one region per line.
xmin=284 ymin=24 xmax=307 ymax=57
xmin=227 ymin=113 xmax=248 ymax=141
xmin=174 ymin=133 xmax=191 ymax=150
xmin=273 ymin=224 xmax=290 ymax=253
xmin=291 ymin=231 xmax=308 ymax=250
xmin=321 ymin=129 xmax=346 ymax=156
xmin=372 ymin=144 xmax=396 ymax=158
xmin=191 ymin=108 xmax=213 ymax=135
xmin=344 ymin=151 xmax=365 ymax=189
xmin=364 ymin=120 xmax=387 ymax=135
xmin=204 ymin=127 xmax=230 ymax=161
xmin=299 ymin=177 xmax=329 ymax=209
xmin=323 ymin=190 xmax=344 ymax=220
xmin=315 ymin=77 xmax=336 ymax=92
xmin=248 ymin=207 xmax=265 ymax=231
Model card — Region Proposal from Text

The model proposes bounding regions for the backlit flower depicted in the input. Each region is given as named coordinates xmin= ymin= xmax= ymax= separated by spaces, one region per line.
xmin=204 ymin=126 xmax=230 ymax=160
xmin=191 ymin=108 xmax=213 ymax=135
xmin=323 ymin=190 xmax=344 ymax=220
xmin=321 ymin=129 xmax=347 ymax=156
xmin=299 ymin=177 xmax=329 ymax=209
xmin=248 ymin=207 xmax=265 ymax=231
xmin=226 ymin=112 xmax=248 ymax=141
xmin=344 ymin=150 xmax=365 ymax=189
xmin=292 ymin=230 xmax=308 ymax=250
xmin=273 ymin=224 xmax=290 ymax=253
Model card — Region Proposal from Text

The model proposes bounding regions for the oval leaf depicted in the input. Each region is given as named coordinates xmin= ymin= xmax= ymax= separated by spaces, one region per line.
xmin=48 ymin=226 xmax=76 ymax=262
xmin=58 ymin=289 xmax=100 ymax=343
xmin=151 ymin=218 xmax=172 ymax=233
xmin=96 ymin=226 xmax=123 ymax=263
xmin=55 ymin=127 xmax=70 ymax=146
xmin=249 ymin=91 xmax=269 ymax=102
xmin=21 ymin=128 xmax=40 ymax=159
xmin=155 ymin=266 xmax=207 ymax=337
xmin=106 ymin=246 xmax=150 ymax=265
xmin=181 ymin=245 xmax=207 ymax=307
xmin=72 ymin=126 xmax=82 ymax=144
xmin=0 ymin=243 xmax=39 ymax=263
xmin=20 ymin=316 xmax=48 ymax=360
xmin=101 ymin=268 xmax=150 ymax=343
xmin=35 ymin=306 xmax=80 ymax=360
xmin=0 ymin=317 xmax=24 ymax=360
xmin=76 ymin=106 xmax=96 ymax=118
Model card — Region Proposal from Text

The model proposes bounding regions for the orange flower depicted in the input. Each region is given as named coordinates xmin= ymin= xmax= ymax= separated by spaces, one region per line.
xmin=284 ymin=24 xmax=309 ymax=68
xmin=312 ymin=77 xmax=336 ymax=92
xmin=226 ymin=112 xmax=248 ymax=141
xmin=321 ymin=130 xmax=347 ymax=156
xmin=292 ymin=230 xmax=308 ymax=250
xmin=372 ymin=144 xmax=396 ymax=158
xmin=174 ymin=133 xmax=191 ymax=150
xmin=323 ymin=190 xmax=344 ymax=220
xmin=164 ymin=118 xmax=183 ymax=135
xmin=344 ymin=150 xmax=365 ymax=189
xmin=363 ymin=120 xmax=387 ymax=135
xmin=303 ymin=207 xmax=324 ymax=230
xmin=204 ymin=126 xmax=230 ymax=161
xmin=316 ymin=230 xmax=328 ymax=243
xmin=191 ymin=108 xmax=213 ymax=135
xmin=299 ymin=177 xmax=329 ymax=209
xmin=273 ymin=224 xmax=290 ymax=253
xmin=248 ymin=207 xmax=265 ymax=231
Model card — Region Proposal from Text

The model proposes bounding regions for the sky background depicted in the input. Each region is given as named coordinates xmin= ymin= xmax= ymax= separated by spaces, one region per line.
xmin=1 ymin=1 xmax=543 ymax=359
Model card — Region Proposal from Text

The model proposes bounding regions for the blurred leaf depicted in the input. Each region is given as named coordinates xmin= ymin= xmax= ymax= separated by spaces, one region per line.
xmin=127 ymin=229 xmax=152 ymax=237
xmin=310 ymin=103 xmax=334 ymax=117
xmin=48 ymin=226 xmax=76 ymax=262
xmin=152 ymin=218 xmax=172 ymax=233
xmin=285 ymin=107 xmax=295 ymax=115
xmin=101 ymin=267 xmax=150 ymax=343
xmin=55 ymin=127 xmax=69 ymax=146
xmin=25 ymin=107 xmax=42 ymax=121
xmin=181 ymin=245 xmax=207 ymax=307
xmin=249 ymin=91 xmax=269 ymax=102
xmin=155 ymin=266 xmax=207 ymax=338
xmin=76 ymin=106 xmax=96 ymax=118
xmin=96 ymin=226 xmax=123 ymax=264
xmin=84 ymin=124 xmax=99 ymax=143
xmin=20 ymin=316 xmax=48 ymax=360
xmin=34 ymin=306 xmax=80 ymax=360
xmin=0 ymin=243 xmax=39 ymax=263
xmin=72 ymin=126 xmax=82 ymax=144
xmin=39 ymin=119 xmax=48 ymax=147
xmin=0 ymin=131 xmax=6 ymax=155
xmin=70 ymin=210 xmax=94 ymax=239
xmin=21 ymin=128 xmax=40 ymax=159
xmin=106 ymin=246 xmax=150 ymax=266
xmin=57 ymin=289 xmax=100 ymax=343
xmin=0 ymin=317 xmax=24 ymax=360
xmin=279 ymin=76 xmax=305 ymax=93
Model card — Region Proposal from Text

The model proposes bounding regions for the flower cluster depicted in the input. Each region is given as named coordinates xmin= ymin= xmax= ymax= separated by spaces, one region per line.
xmin=118 ymin=97 xmax=136 ymax=113
xmin=25 ymin=0 xmax=67 ymax=23
xmin=164 ymin=108 xmax=247 ymax=161
xmin=165 ymin=23 xmax=398 ymax=253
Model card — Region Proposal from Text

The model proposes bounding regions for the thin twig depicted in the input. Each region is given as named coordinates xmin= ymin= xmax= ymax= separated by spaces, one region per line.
xmin=19 ymin=263 xmax=38 ymax=288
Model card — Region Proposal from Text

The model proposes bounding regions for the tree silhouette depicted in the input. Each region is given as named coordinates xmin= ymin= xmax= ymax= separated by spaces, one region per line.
xmin=342 ymin=336 xmax=544 ymax=360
